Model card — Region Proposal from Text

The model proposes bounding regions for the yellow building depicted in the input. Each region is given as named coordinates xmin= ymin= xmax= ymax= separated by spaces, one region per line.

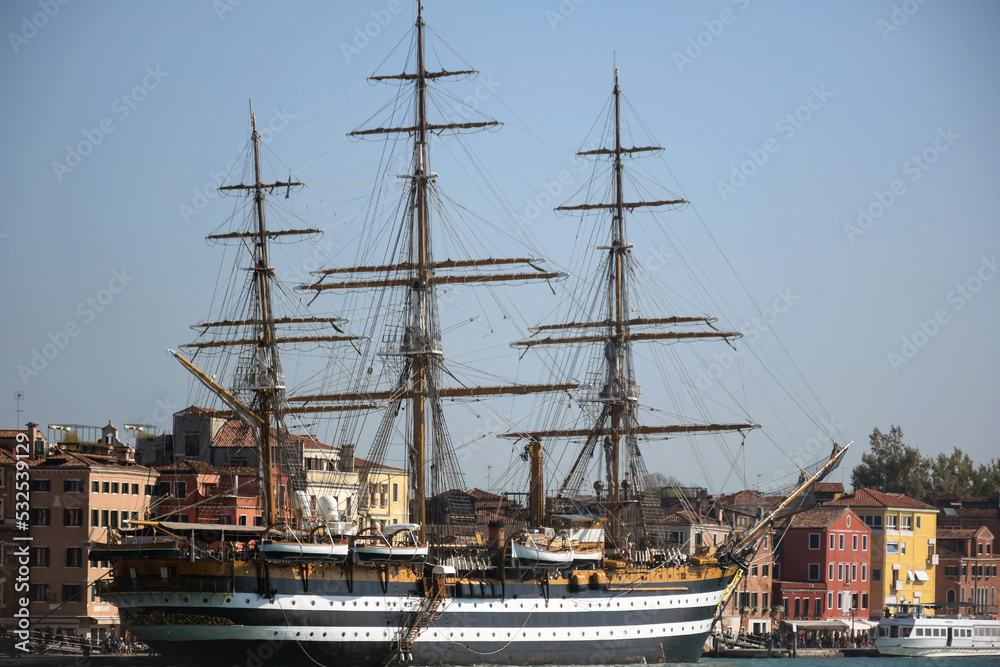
xmin=825 ymin=488 xmax=938 ymax=617
xmin=302 ymin=441 xmax=409 ymax=531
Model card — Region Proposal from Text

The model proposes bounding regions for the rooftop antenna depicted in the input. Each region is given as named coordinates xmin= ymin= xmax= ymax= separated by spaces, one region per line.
xmin=15 ymin=390 xmax=23 ymax=425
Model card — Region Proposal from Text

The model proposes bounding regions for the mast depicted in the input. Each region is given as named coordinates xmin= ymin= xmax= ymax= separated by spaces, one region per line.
xmin=509 ymin=67 xmax=760 ymax=549
xmin=297 ymin=4 xmax=571 ymax=540
xmin=609 ymin=67 xmax=626 ymax=543
xmin=412 ymin=1 xmax=430 ymax=539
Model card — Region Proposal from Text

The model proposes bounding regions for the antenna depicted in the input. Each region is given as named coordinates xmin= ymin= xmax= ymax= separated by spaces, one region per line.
xmin=15 ymin=390 xmax=23 ymax=425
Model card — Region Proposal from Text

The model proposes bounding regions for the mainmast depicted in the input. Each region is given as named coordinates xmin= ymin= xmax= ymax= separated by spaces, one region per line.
xmin=297 ymin=4 xmax=571 ymax=541
xmin=171 ymin=104 xmax=371 ymax=531
xmin=510 ymin=68 xmax=760 ymax=548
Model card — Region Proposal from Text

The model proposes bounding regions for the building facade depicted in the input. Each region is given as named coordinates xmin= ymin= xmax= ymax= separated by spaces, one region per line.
xmin=773 ymin=506 xmax=872 ymax=625
xmin=824 ymin=488 xmax=938 ymax=617
xmin=936 ymin=526 xmax=998 ymax=615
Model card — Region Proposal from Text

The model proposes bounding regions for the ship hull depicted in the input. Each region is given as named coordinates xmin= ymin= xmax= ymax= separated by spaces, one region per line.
xmin=102 ymin=558 xmax=737 ymax=666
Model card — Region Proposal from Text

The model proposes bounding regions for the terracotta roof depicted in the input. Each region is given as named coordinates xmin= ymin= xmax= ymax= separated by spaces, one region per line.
xmin=33 ymin=452 xmax=151 ymax=471
xmin=938 ymin=528 xmax=980 ymax=540
xmin=0 ymin=450 xmax=18 ymax=464
xmin=355 ymin=456 xmax=405 ymax=473
xmin=814 ymin=482 xmax=844 ymax=493
xmin=822 ymin=488 xmax=937 ymax=511
xmin=719 ymin=489 xmax=784 ymax=506
xmin=468 ymin=488 xmax=503 ymax=501
xmin=786 ymin=507 xmax=852 ymax=530
xmin=211 ymin=420 xmax=256 ymax=448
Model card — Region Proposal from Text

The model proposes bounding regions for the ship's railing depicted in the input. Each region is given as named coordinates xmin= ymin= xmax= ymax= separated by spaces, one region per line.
xmin=97 ymin=574 xmax=233 ymax=595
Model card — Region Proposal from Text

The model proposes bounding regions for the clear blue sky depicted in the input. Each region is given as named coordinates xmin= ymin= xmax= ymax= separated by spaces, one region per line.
xmin=2 ymin=1 xmax=998 ymax=493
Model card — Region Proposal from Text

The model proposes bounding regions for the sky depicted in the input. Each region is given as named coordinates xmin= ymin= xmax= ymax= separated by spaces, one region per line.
xmin=2 ymin=0 xmax=998 ymax=496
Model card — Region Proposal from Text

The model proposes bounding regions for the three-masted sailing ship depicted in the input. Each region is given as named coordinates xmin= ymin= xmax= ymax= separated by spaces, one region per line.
xmin=98 ymin=6 xmax=849 ymax=665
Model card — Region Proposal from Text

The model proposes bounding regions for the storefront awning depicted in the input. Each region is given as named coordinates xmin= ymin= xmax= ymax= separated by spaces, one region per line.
xmin=783 ymin=618 xmax=875 ymax=631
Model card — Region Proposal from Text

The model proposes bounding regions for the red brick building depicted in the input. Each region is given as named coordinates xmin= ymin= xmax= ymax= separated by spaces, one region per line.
xmin=936 ymin=526 xmax=998 ymax=615
xmin=774 ymin=506 xmax=872 ymax=624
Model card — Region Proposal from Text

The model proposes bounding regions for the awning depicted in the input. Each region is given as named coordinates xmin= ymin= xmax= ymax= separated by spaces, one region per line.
xmin=783 ymin=618 xmax=876 ymax=631
xmin=914 ymin=569 xmax=930 ymax=582
xmin=907 ymin=569 xmax=915 ymax=582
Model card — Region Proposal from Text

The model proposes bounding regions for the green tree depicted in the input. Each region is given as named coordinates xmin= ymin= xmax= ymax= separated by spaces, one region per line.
xmin=970 ymin=459 xmax=1000 ymax=496
xmin=851 ymin=425 xmax=930 ymax=498
xmin=930 ymin=447 xmax=978 ymax=495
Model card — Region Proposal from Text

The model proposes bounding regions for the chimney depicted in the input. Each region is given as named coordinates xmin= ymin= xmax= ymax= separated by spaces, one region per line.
xmin=339 ymin=444 xmax=356 ymax=473
xmin=26 ymin=422 xmax=40 ymax=459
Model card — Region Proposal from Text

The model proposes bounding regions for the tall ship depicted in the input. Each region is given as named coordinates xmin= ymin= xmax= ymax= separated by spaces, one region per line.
xmin=98 ymin=6 xmax=848 ymax=665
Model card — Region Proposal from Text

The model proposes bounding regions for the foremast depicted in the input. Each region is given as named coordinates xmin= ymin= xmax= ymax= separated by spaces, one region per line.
xmin=297 ymin=5 xmax=571 ymax=540
xmin=511 ymin=69 xmax=760 ymax=548
xmin=173 ymin=107 xmax=367 ymax=529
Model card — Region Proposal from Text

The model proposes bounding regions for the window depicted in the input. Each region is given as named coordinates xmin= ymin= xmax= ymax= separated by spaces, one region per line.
xmin=254 ymin=515 xmax=264 ymax=527
xmin=945 ymin=566 xmax=958 ymax=577
xmin=901 ymin=541 xmax=907 ymax=555
xmin=62 ymin=584 xmax=81 ymax=603
xmin=803 ymin=598 xmax=810 ymax=618
xmin=64 ymin=480 xmax=83 ymax=493
xmin=916 ymin=516 xmax=921 ymax=529
xmin=63 ymin=508 xmax=83 ymax=526
xmin=962 ymin=564 xmax=967 ymax=577
xmin=947 ymin=589 xmax=956 ymax=602
xmin=392 ymin=483 xmax=399 ymax=503
xmin=852 ymin=535 xmax=858 ymax=551
xmin=110 ymin=510 xmax=118 ymax=528
xmin=31 ymin=508 xmax=50 ymax=526
xmin=829 ymin=563 xmax=834 ymax=580
xmin=873 ymin=569 xmax=882 ymax=581
xmin=91 ymin=509 xmax=99 ymax=528
xmin=762 ymin=564 xmax=770 ymax=578
xmin=816 ymin=596 xmax=823 ymax=618
xmin=839 ymin=534 xmax=845 ymax=550
xmin=30 ymin=547 xmax=49 ymax=566
xmin=102 ymin=481 xmax=110 ymax=493
xmin=846 ymin=514 xmax=852 ymax=527
xmin=838 ymin=592 xmax=844 ymax=610
xmin=838 ymin=563 xmax=844 ymax=580
xmin=887 ymin=542 xmax=899 ymax=555
xmin=828 ymin=592 xmax=834 ymax=609
xmin=175 ymin=482 xmax=187 ymax=499
xmin=145 ymin=484 xmax=154 ymax=496
xmin=852 ymin=564 xmax=858 ymax=581
xmin=829 ymin=534 xmax=836 ymax=550
xmin=92 ymin=481 xmax=100 ymax=493
xmin=978 ymin=543 xmax=984 ymax=555
xmin=30 ymin=479 xmax=50 ymax=492
xmin=763 ymin=592 xmax=769 ymax=608
xmin=239 ymin=514 xmax=247 ymax=526
xmin=29 ymin=584 xmax=49 ymax=602
xmin=862 ymin=535 xmax=868 ymax=551
xmin=111 ymin=482 xmax=119 ymax=494
xmin=185 ymin=433 xmax=200 ymax=457
xmin=794 ymin=598 xmax=801 ymax=618
xmin=862 ymin=564 xmax=868 ymax=581
xmin=887 ymin=515 xmax=897 ymax=530
xmin=66 ymin=547 xmax=82 ymax=568
xmin=101 ymin=510 xmax=109 ymax=527
xmin=809 ymin=563 xmax=820 ymax=581
xmin=901 ymin=515 xmax=912 ymax=531
xmin=131 ymin=483 xmax=139 ymax=495
xmin=751 ymin=564 xmax=758 ymax=577
xmin=809 ymin=533 xmax=821 ymax=550
xmin=122 ymin=483 xmax=129 ymax=495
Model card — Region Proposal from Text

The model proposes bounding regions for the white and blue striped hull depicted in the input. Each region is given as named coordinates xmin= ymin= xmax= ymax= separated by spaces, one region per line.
xmin=104 ymin=563 xmax=736 ymax=665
